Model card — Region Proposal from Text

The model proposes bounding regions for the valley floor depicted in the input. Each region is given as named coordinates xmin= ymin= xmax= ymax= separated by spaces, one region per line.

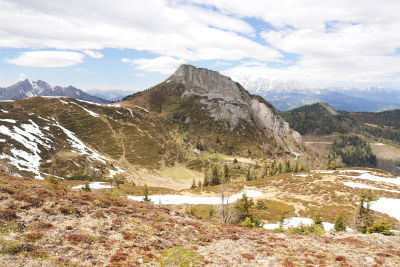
xmin=1 ymin=173 xmax=400 ymax=266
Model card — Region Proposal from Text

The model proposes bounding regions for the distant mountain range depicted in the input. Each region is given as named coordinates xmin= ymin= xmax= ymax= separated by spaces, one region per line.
xmin=237 ymin=77 xmax=400 ymax=112
xmin=0 ymin=79 xmax=108 ymax=103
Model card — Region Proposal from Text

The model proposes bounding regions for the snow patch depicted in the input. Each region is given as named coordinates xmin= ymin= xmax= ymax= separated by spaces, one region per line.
xmin=134 ymin=106 xmax=149 ymax=113
xmin=71 ymin=102 xmax=99 ymax=118
xmin=0 ymin=119 xmax=16 ymax=123
xmin=339 ymin=172 xmax=400 ymax=186
xmin=53 ymin=120 xmax=107 ymax=163
xmin=72 ymin=182 xmax=113 ymax=190
xmin=128 ymin=189 xmax=263 ymax=205
xmin=76 ymin=99 xmax=101 ymax=106
xmin=108 ymin=166 xmax=125 ymax=177
xmin=315 ymin=170 xmax=335 ymax=174
xmin=343 ymin=182 xmax=400 ymax=194
xmin=370 ymin=198 xmax=400 ymax=220
xmin=263 ymin=217 xmax=334 ymax=231
xmin=1 ymin=109 xmax=8 ymax=113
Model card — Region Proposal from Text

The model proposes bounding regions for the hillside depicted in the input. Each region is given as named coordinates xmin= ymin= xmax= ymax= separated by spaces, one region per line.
xmin=0 ymin=65 xmax=303 ymax=187
xmin=280 ymin=103 xmax=400 ymax=172
xmin=1 ymin=172 xmax=400 ymax=266
xmin=0 ymin=79 xmax=108 ymax=103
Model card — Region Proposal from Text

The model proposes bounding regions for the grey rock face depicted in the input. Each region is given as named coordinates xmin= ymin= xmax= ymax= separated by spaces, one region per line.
xmin=170 ymin=65 xmax=302 ymax=143
xmin=0 ymin=79 xmax=108 ymax=103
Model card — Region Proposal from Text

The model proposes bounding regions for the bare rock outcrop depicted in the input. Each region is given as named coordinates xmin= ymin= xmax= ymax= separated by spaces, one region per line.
xmin=169 ymin=64 xmax=302 ymax=144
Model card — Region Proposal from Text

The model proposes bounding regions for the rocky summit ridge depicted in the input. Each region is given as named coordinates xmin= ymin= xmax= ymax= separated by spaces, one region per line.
xmin=168 ymin=64 xmax=301 ymax=144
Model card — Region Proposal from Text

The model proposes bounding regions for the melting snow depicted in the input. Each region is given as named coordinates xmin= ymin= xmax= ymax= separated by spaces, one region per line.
xmin=315 ymin=170 xmax=335 ymax=174
xmin=263 ymin=217 xmax=335 ymax=231
xmin=1 ymin=109 xmax=8 ymax=113
xmin=72 ymin=182 xmax=113 ymax=190
xmin=128 ymin=189 xmax=262 ymax=205
xmin=71 ymin=102 xmax=99 ymax=118
xmin=53 ymin=120 xmax=106 ymax=163
xmin=370 ymin=198 xmax=400 ymax=220
xmin=76 ymin=99 xmax=101 ymax=106
xmin=0 ymin=119 xmax=16 ymax=123
xmin=134 ymin=106 xmax=149 ymax=113
xmin=124 ymin=108 xmax=135 ymax=118
xmin=108 ymin=104 xmax=121 ymax=108
xmin=343 ymin=182 xmax=400 ymax=194
xmin=295 ymin=174 xmax=309 ymax=178
xmin=339 ymin=172 xmax=400 ymax=186
xmin=108 ymin=166 xmax=125 ymax=177
xmin=0 ymin=120 xmax=52 ymax=179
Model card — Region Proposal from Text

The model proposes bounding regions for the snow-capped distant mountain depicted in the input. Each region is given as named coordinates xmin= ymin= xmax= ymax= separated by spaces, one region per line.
xmin=237 ymin=77 xmax=315 ymax=94
xmin=89 ymin=89 xmax=131 ymax=102
xmin=0 ymin=79 xmax=108 ymax=103
xmin=237 ymin=77 xmax=400 ymax=112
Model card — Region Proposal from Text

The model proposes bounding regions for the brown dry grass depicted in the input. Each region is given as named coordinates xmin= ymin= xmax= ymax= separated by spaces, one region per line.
xmin=0 ymin=172 xmax=399 ymax=266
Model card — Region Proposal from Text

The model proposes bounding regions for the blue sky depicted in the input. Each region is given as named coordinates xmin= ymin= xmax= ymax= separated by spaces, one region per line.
xmin=1 ymin=0 xmax=400 ymax=93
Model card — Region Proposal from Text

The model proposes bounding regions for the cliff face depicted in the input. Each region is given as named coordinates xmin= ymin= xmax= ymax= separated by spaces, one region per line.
xmin=169 ymin=64 xmax=301 ymax=144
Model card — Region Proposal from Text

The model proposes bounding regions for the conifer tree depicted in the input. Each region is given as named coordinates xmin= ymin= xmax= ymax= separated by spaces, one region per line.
xmin=246 ymin=168 xmax=252 ymax=181
xmin=143 ymin=184 xmax=151 ymax=202
xmin=211 ymin=166 xmax=220 ymax=186
xmin=313 ymin=212 xmax=323 ymax=228
xmin=334 ymin=213 xmax=346 ymax=232
xmin=355 ymin=191 xmax=374 ymax=233
xmin=293 ymin=161 xmax=299 ymax=173
xmin=223 ymin=164 xmax=230 ymax=184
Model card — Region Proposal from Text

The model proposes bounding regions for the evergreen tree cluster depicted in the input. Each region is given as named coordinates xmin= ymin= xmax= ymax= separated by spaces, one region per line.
xmin=330 ymin=135 xmax=377 ymax=167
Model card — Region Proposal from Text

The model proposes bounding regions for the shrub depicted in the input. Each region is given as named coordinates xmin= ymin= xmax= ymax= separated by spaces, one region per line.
xmin=240 ymin=217 xmax=256 ymax=228
xmin=256 ymin=200 xmax=267 ymax=210
xmin=0 ymin=209 xmax=17 ymax=221
xmin=24 ymin=233 xmax=44 ymax=242
xmin=287 ymin=223 xmax=325 ymax=236
xmin=366 ymin=220 xmax=394 ymax=236
xmin=66 ymin=234 xmax=93 ymax=244
xmin=82 ymin=182 xmax=91 ymax=192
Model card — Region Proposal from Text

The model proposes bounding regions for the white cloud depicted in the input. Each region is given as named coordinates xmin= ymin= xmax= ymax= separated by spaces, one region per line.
xmin=122 ymin=56 xmax=184 ymax=74
xmin=4 ymin=51 xmax=84 ymax=67
xmin=81 ymin=50 xmax=103 ymax=59
xmin=0 ymin=0 xmax=280 ymax=65
xmin=18 ymin=73 xmax=26 ymax=80
xmin=1 ymin=0 xmax=400 ymax=86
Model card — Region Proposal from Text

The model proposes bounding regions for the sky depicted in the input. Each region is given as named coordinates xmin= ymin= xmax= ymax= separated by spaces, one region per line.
xmin=0 ymin=0 xmax=400 ymax=93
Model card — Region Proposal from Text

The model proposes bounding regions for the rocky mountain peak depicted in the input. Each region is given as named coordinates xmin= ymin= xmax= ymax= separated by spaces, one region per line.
xmin=168 ymin=64 xmax=301 ymax=145
xmin=170 ymin=64 xmax=250 ymax=103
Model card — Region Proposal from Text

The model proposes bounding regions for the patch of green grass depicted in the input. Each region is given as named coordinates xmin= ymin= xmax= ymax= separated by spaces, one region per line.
xmin=0 ymin=239 xmax=22 ymax=254
xmin=160 ymin=247 xmax=203 ymax=267
xmin=252 ymin=199 xmax=295 ymax=222
xmin=0 ymin=222 xmax=19 ymax=235
xmin=160 ymin=164 xmax=202 ymax=181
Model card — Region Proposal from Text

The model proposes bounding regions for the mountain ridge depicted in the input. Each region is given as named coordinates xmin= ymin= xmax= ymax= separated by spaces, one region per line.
xmin=0 ymin=79 xmax=108 ymax=103
xmin=236 ymin=77 xmax=400 ymax=112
